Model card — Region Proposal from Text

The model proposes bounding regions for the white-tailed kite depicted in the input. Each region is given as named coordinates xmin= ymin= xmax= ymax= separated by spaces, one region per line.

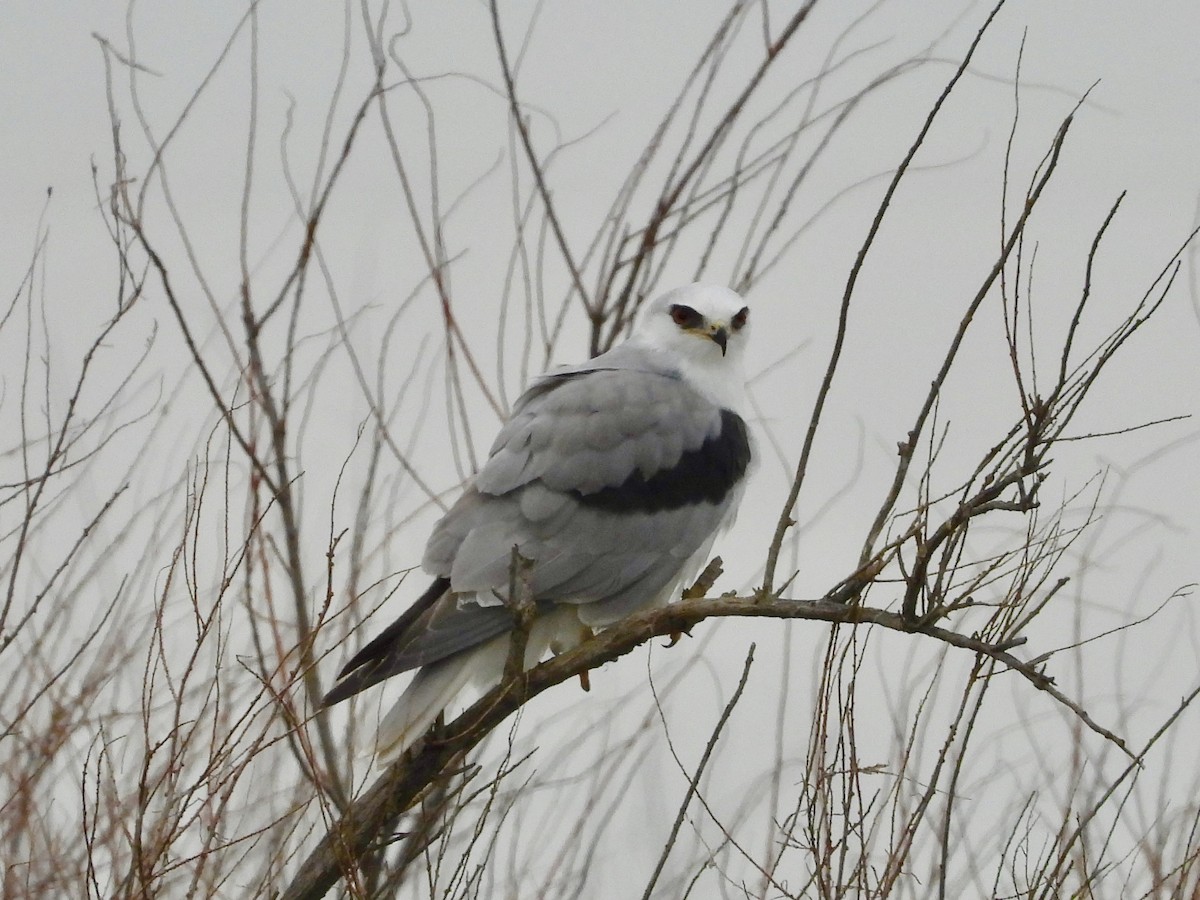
xmin=323 ymin=283 xmax=752 ymax=760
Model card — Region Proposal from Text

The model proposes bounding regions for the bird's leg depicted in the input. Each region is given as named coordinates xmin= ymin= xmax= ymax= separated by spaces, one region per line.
xmin=550 ymin=621 xmax=594 ymax=691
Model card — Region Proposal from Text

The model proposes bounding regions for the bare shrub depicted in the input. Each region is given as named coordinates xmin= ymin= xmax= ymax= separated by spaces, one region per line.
xmin=3 ymin=2 xmax=1198 ymax=898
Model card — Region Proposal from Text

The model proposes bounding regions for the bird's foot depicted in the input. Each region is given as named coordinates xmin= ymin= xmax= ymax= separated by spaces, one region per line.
xmin=663 ymin=626 xmax=693 ymax=648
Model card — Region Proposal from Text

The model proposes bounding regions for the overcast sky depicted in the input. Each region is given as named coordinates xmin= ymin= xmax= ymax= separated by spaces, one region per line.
xmin=3 ymin=2 xmax=1199 ymax=894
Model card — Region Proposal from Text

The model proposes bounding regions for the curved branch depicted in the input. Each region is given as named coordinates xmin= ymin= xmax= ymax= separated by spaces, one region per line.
xmin=281 ymin=581 xmax=1130 ymax=899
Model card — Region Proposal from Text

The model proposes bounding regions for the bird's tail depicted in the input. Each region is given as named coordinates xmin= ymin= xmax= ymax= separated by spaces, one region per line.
xmin=373 ymin=606 xmax=592 ymax=762
xmin=374 ymin=639 xmax=506 ymax=762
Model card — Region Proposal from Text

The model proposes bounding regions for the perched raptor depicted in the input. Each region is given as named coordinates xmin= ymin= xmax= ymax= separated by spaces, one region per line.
xmin=323 ymin=283 xmax=752 ymax=760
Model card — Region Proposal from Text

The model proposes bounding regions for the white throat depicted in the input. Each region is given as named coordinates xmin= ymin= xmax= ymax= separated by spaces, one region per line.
xmin=633 ymin=332 xmax=748 ymax=413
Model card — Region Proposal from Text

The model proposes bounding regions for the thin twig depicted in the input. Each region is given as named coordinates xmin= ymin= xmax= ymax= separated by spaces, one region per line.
xmin=640 ymin=644 xmax=756 ymax=900
xmin=762 ymin=0 xmax=1012 ymax=595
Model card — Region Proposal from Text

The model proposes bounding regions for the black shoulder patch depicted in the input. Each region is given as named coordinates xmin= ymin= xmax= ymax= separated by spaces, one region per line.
xmin=573 ymin=409 xmax=750 ymax=514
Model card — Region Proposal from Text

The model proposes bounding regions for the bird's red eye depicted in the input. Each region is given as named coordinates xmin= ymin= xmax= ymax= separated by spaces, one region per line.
xmin=731 ymin=307 xmax=749 ymax=330
xmin=669 ymin=304 xmax=703 ymax=329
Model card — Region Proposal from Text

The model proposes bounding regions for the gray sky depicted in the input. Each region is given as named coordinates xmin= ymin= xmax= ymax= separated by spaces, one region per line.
xmin=4 ymin=1 xmax=1198 ymax=894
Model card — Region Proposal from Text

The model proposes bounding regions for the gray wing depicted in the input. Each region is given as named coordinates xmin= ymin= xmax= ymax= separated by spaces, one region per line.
xmin=324 ymin=358 xmax=750 ymax=706
xmin=424 ymin=360 xmax=750 ymax=623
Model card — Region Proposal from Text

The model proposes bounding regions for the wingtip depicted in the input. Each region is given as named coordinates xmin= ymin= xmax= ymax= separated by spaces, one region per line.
xmin=321 ymin=576 xmax=454 ymax=708
xmin=319 ymin=685 xmax=347 ymax=709
xmin=320 ymin=670 xmax=367 ymax=708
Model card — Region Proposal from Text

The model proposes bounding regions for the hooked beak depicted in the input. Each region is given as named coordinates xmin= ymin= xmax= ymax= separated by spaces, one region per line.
xmin=708 ymin=325 xmax=729 ymax=356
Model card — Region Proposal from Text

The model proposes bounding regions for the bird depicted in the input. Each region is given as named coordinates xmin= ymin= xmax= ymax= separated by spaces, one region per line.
xmin=322 ymin=283 xmax=752 ymax=760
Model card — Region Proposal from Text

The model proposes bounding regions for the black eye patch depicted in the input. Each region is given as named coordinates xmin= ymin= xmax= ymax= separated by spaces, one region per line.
xmin=669 ymin=304 xmax=704 ymax=329
xmin=731 ymin=306 xmax=749 ymax=330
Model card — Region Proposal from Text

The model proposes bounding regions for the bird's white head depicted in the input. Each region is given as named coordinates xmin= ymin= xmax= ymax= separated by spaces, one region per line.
xmin=632 ymin=283 xmax=750 ymax=411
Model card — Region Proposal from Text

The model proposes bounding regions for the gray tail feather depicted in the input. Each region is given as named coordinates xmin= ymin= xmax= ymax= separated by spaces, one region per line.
xmin=374 ymin=641 xmax=503 ymax=761
xmin=372 ymin=607 xmax=591 ymax=762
